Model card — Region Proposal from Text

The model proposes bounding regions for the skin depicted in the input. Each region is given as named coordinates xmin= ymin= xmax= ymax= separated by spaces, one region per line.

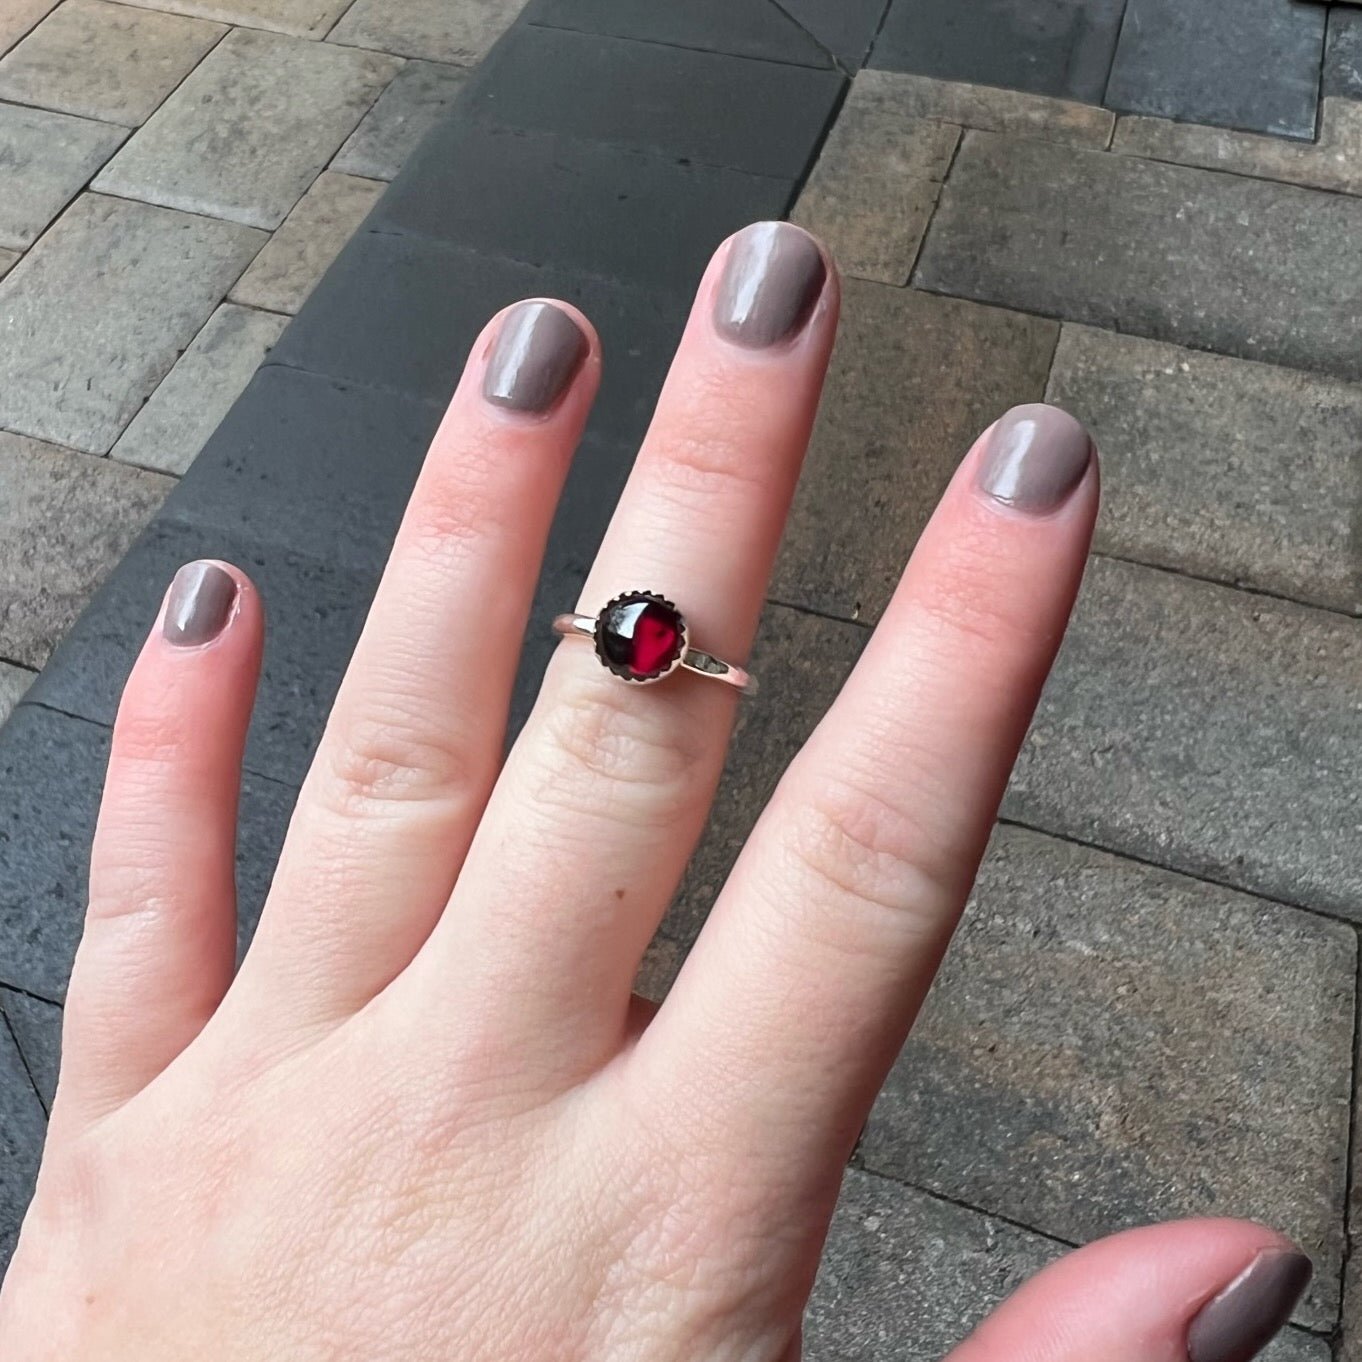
xmin=0 ymin=226 xmax=1301 ymax=1361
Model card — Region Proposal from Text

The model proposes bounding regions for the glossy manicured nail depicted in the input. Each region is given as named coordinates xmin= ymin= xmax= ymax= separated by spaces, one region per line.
xmin=1187 ymin=1249 xmax=1312 ymax=1362
xmin=163 ymin=561 xmax=237 ymax=647
xmin=976 ymin=403 xmax=1093 ymax=513
xmin=483 ymin=300 xmax=589 ymax=413
xmin=714 ymin=221 xmax=827 ymax=348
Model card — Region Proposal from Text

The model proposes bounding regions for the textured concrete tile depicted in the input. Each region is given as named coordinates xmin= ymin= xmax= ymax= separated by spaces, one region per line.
xmin=0 ymin=0 xmax=57 ymax=57
xmin=333 ymin=58 xmax=470 ymax=180
xmin=111 ymin=304 xmax=287 ymax=475
xmin=0 ymin=663 xmax=34 ymax=726
xmin=95 ymin=28 xmax=398 ymax=229
xmin=1107 ymin=0 xmax=1325 ymax=139
xmin=770 ymin=280 xmax=1056 ymax=624
xmin=1326 ymin=6 xmax=1362 ymax=100
xmin=807 ymin=1169 xmax=1323 ymax=1361
xmin=1006 ymin=556 xmax=1362 ymax=919
xmin=1048 ymin=326 xmax=1362 ymax=613
xmin=0 ymin=194 xmax=264 ymax=452
xmin=464 ymin=25 xmax=844 ymax=179
xmin=0 ymin=103 xmax=125 ymax=249
xmin=918 ymin=131 xmax=1362 ymax=381
xmin=0 ymin=1009 xmax=45 ymax=1271
xmin=0 ymin=249 xmax=17 ymax=279
xmin=1115 ymin=99 xmax=1362 ymax=196
xmin=0 ymin=0 xmax=225 ymax=126
xmin=850 ymin=68 xmax=1114 ymax=146
xmin=115 ymin=0 xmax=352 ymax=38
xmin=230 ymin=171 xmax=383 ymax=312
xmin=0 ymin=432 xmax=172 ymax=668
xmin=329 ymin=0 xmax=523 ymax=63
xmin=524 ymin=0 xmax=832 ymax=67
xmin=871 ymin=0 xmax=1126 ymax=104
xmin=645 ymin=604 xmax=867 ymax=992
xmin=0 ymin=988 xmax=59 ymax=1112
xmin=792 ymin=76 xmax=959 ymax=284
xmin=863 ymin=825 xmax=1353 ymax=1329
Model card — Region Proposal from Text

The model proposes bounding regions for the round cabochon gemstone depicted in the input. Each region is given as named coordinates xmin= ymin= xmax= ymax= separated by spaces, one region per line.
xmin=596 ymin=593 xmax=686 ymax=680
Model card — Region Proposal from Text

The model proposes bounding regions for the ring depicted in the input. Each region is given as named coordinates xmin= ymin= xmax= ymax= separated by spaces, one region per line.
xmin=552 ymin=590 xmax=756 ymax=694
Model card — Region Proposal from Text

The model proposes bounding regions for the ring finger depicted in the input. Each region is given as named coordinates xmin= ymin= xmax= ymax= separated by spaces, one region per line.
xmin=405 ymin=222 xmax=838 ymax=1078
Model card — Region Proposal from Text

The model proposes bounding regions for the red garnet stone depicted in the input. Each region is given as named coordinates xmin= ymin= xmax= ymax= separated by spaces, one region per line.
xmin=595 ymin=592 xmax=686 ymax=682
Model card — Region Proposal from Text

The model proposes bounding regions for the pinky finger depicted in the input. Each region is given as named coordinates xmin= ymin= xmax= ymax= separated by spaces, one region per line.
xmin=948 ymin=1219 xmax=1311 ymax=1362
xmin=55 ymin=561 xmax=262 ymax=1135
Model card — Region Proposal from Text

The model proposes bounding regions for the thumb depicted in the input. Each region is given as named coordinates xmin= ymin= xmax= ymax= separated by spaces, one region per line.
xmin=947 ymin=1219 xmax=1312 ymax=1362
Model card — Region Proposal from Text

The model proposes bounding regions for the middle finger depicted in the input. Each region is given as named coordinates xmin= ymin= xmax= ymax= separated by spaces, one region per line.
xmin=407 ymin=223 xmax=837 ymax=1078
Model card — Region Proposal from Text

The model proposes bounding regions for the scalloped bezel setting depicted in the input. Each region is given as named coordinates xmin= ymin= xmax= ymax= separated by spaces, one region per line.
xmin=593 ymin=591 xmax=689 ymax=683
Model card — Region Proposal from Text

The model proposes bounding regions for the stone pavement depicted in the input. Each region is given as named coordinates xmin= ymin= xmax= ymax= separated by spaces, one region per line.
xmin=2 ymin=1 xmax=1362 ymax=1358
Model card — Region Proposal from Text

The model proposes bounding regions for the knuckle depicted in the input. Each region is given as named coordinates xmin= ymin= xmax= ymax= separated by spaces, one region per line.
xmin=781 ymin=773 xmax=953 ymax=932
xmin=321 ymin=702 xmax=487 ymax=818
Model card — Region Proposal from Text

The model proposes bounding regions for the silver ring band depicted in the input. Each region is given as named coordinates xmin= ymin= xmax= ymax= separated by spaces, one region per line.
xmin=552 ymin=590 xmax=756 ymax=694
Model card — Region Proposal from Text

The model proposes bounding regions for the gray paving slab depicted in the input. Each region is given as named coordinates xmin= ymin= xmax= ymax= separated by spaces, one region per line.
xmin=0 ymin=432 xmax=172 ymax=669
xmin=229 ymin=170 xmax=384 ymax=313
xmin=0 ymin=0 xmax=225 ymax=126
xmin=809 ymin=1168 xmax=1325 ymax=1362
xmin=0 ymin=194 xmax=263 ymax=453
xmin=0 ymin=0 xmax=57 ymax=57
xmin=1115 ymin=99 xmax=1362 ymax=197
xmin=0 ymin=1008 xmax=45 ymax=1271
xmin=0 ymin=663 xmax=33 ymax=726
xmin=332 ymin=58 xmax=471 ymax=180
xmin=1048 ymin=325 xmax=1362 ymax=613
xmin=792 ymin=78 xmax=959 ymax=285
xmin=0 ymin=989 xmax=59 ymax=1112
xmin=917 ymin=130 xmax=1362 ymax=381
xmin=770 ymin=279 xmax=1057 ymax=625
xmin=0 ymin=102 xmax=126 ymax=250
xmin=1326 ymin=5 xmax=1362 ymax=100
xmin=1005 ymin=555 xmax=1362 ymax=920
xmin=1107 ymin=0 xmax=1325 ymax=139
xmin=111 ymin=303 xmax=288 ymax=475
xmin=778 ymin=0 xmax=888 ymax=67
xmin=862 ymin=824 xmax=1352 ymax=1330
xmin=114 ymin=0 xmax=351 ymax=38
xmin=328 ymin=0 xmax=523 ymax=63
xmin=94 ymin=27 xmax=399 ymax=229
xmin=0 ymin=249 xmax=16 ymax=280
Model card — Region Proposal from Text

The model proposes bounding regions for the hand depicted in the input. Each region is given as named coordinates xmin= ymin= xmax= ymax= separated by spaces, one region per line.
xmin=0 ymin=222 xmax=1309 ymax=1361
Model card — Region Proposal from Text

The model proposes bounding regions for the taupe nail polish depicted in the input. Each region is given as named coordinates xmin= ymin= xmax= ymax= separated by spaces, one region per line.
xmin=714 ymin=221 xmax=827 ymax=348
xmin=976 ymin=403 xmax=1093 ymax=513
xmin=1188 ymin=1250 xmax=1312 ymax=1362
xmin=163 ymin=561 xmax=237 ymax=647
xmin=483 ymin=300 xmax=589 ymax=413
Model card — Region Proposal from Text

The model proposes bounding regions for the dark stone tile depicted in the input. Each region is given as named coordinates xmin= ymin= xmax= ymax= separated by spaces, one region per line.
xmin=163 ymin=366 xmax=442 ymax=576
xmin=369 ymin=120 xmax=794 ymax=297
xmin=862 ymin=825 xmax=1353 ymax=1330
xmin=523 ymin=0 xmax=833 ymax=67
xmin=0 ymin=989 xmax=60 ymax=1113
xmin=0 ymin=1009 xmax=45 ymax=1273
xmin=1325 ymin=5 xmax=1362 ymax=100
xmin=917 ymin=131 xmax=1362 ymax=381
xmin=266 ymin=230 xmax=686 ymax=446
xmin=870 ymin=0 xmax=1126 ymax=104
xmin=30 ymin=520 xmax=375 ymax=790
xmin=1106 ymin=0 xmax=1325 ymax=138
xmin=467 ymin=24 xmax=843 ymax=177
xmin=0 ymin=702 xmax=297 ymax=1001
xmin=779 ymin=0 xmax=890 ymax=66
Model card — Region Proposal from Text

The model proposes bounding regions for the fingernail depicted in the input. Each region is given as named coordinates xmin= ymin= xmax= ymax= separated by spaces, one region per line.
xmin=1187 ymin=1249 xmax=1312 ymax=1362
xmin=713 ymin=221 xmax=827 ymax=349
xmin=976 ymin=403 xmax=1093 ymax=513
xmin=482 ymin=300 xmax=589 ymax=413
xmin=163 ymin=561 xmax=237 ymax=647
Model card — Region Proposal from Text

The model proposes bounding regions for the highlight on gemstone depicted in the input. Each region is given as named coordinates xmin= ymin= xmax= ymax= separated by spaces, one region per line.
xmin=594 ymin=591 xmax=687 ymax=682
